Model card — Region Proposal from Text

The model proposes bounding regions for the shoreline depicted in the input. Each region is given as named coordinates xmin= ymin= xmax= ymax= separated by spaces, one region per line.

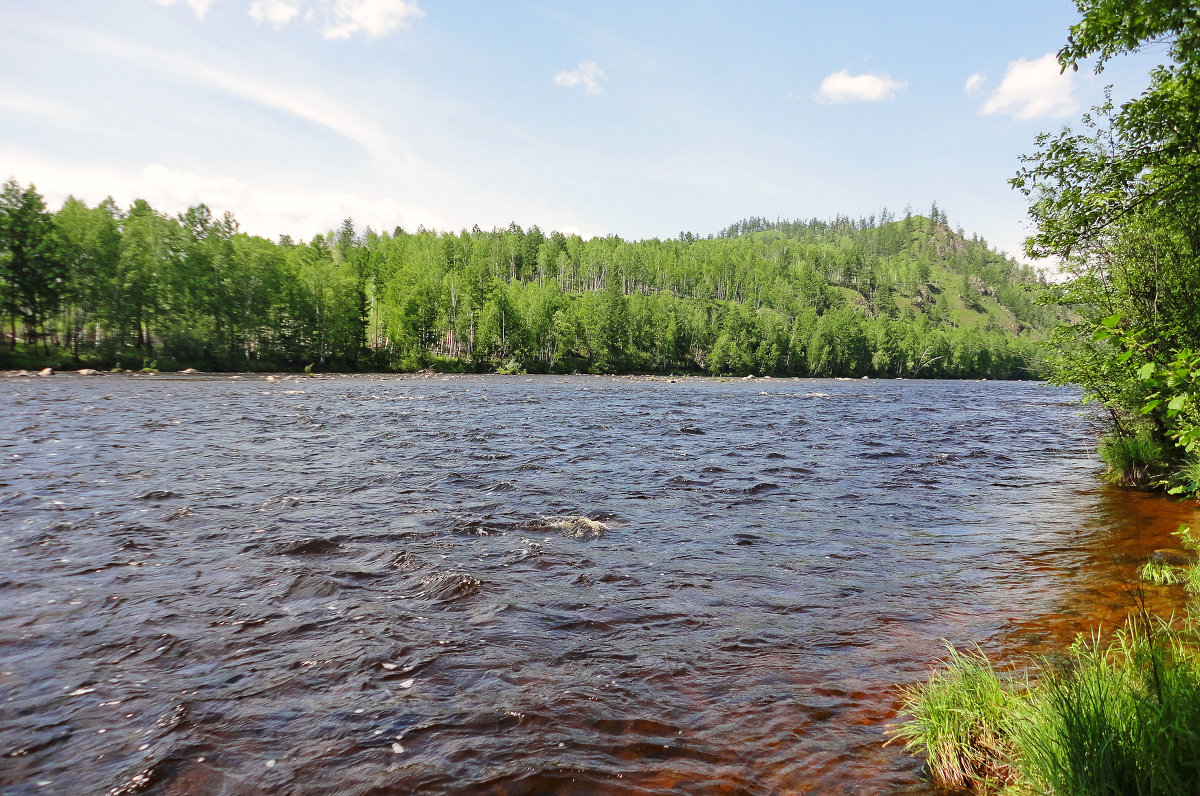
xmin=0 ymin=366 xmax=1044 ymax=383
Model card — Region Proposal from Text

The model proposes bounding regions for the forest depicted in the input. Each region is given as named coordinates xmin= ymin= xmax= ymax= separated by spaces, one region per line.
xmin=0 ymin=184 xmax=1056 ymax=377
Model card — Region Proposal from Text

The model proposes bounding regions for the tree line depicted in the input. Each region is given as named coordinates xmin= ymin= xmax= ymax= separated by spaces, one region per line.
xmin=0 ymin=183 xmax=1054 ymax=377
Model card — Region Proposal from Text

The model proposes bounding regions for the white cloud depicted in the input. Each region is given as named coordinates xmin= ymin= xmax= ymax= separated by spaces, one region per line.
xmin=150 ymin=0 xmax=424 ymax=38
xmin=816 ymin=70 xmax=907 ymax=104
xmin=151 ymin=0 xmax=217 ymax=19
xmin=322 ymin=0 xmax=425 ymax=40
xmin=553 ymin=61 xmax=608 ymax=96
xmin=979 ymin=54 xmax=1077 ymax=121
xmin=249 ymin=0 xmax=299 ymax=27
xmin=0 ymin=141 xmax=604 ymax=245
xmin=964 ymin=72 xmax=985 ymax=94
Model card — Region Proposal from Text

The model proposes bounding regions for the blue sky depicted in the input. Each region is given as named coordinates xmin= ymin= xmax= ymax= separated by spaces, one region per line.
xmin=0 ymin=0 xmax=1160 ymax=260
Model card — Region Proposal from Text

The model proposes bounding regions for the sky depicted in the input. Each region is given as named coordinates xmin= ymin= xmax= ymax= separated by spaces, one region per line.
xmin=0 ymin=0 xmax=1162 ymax=261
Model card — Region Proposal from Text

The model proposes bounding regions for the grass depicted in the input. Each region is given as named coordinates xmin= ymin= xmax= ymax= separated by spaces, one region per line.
xmin=896 ymin=526 xmax=1200 ymax=794
xmin=1141 ymin=559 xmax=1188 ymax=586
xmin=1019 ymin=622 xmax=1200 ymax=796
xmin=1098 ymin=431 xmax=1169 ymax=487
xmin=896 ymin=623 xmax=1200 ymax=794
xmin=1140 ymin=525 xmax=1200 ymax=593
xmin=892 ymin=646 xmax=1024 ymax=791
xmin=1167 ymin=455 xmax=1200 ymax=497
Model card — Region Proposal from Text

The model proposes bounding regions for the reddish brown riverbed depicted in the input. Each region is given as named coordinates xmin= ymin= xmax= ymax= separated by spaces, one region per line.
xmin=1 ymin=375 xmax=1195 ymax=794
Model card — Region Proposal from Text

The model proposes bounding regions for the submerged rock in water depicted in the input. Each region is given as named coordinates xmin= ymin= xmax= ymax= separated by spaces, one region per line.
xmin=1151 ymin=548 xmax=1191 ymax=566
xmin=532 ymin=515 xmax=608 ymax=540
xmin=277 ymin=537 xmax=342 ymax=556
xmin=180 ymin=368 xmax=201 ymax=374
xmin=419 ymin=571 xmax=481 ymax=602
xmin=77 ymin=368 xmax=101 ymax=376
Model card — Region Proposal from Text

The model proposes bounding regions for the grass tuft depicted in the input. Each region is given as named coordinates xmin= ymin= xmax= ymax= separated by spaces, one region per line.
xmin=892 ymin=646 xmax=1023 ymax=791
xmin=1141 ymin=559 xmax=1187 ymax=586
xmin=1098 ymin=431 xmax=1169 ymax=487
xmin=897 ymin=541 xmax=1200 ymax=796
xmin=1017 ymin=622 xmax=1200 ymax=796
xmin=1167 ymin=455 xmax=1200 ymax=496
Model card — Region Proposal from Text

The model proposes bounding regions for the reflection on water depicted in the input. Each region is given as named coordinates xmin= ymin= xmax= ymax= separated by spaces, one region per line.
xmin=0 ymin=374 xmax=1195 ymax=794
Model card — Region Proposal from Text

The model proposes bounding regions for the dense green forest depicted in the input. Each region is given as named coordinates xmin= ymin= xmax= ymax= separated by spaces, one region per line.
xmin=0 ymin=183 xmax=1055 ymax=377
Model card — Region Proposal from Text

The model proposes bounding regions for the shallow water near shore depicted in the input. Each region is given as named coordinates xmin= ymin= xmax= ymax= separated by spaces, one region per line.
xmin=1 ymin=374 xmax=1195 ymax=794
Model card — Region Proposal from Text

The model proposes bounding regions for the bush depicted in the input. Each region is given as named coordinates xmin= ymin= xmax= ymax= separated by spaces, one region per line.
xmin=495 ymin=357 xmax=525 ymax=375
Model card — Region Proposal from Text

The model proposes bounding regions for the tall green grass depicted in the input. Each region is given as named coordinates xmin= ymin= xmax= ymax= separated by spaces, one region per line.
xmin=892 ymin=647 xmax=1023 ymax=791
xmin=1098 ymin=431 xmax=1169 ymax=487
xmin=896 ymin=623 xmax=1200 ymax=794
xmin=1168 ymin=455 xmax=1200 ymax=496
xmin=897 ymin=526 xmax=1200 ymax=794
xmin=1019 ymin=622 xmax=1200 ymax=795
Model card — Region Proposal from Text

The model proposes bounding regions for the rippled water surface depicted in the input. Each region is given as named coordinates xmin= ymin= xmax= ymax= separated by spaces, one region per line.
xmin=2 ymin=374 xmax=1197 ymax=795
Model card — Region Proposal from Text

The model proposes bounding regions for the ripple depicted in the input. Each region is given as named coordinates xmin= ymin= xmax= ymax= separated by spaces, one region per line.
xmin=0 ymin=375 xmax=1164 ymax=795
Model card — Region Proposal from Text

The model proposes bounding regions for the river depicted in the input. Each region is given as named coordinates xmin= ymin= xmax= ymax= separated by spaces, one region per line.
xmin=1 ymin=374 xmax=1195 ymax=794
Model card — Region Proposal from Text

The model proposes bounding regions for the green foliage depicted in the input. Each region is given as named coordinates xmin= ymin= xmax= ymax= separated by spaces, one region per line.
xmin=1097 ymin=430 xmax=1169 ymax=487
xmin=1168 ymin=455 xmax=1200 ymax=497
xmin=893 ymin=646 xmax=1023 ymax=791
xmin=1015 ymin=0 xmax=1200 ymax=486
xmin=902 ymin=524 xmax=1200 ymax=793
xmin=0 ymin=179 xmax=1056 ymax=375
xmin=1141 ymin=559 xmax=1187 ymax=586
xmin=0 ymin=179 xmax=66 ymax=356
xmin=1140 ymin=526 xmax=1200 ymax=592
xmin=1018 ymin=622 xmax=1200 ymax=796
xmin=897 ymin=619 xmax=1200 ymax=795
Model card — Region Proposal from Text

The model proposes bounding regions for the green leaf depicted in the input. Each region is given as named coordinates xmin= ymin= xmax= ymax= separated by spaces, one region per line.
xmin=1137 ymin=362 xmax=1157 ymax=381
xmin=1100 ymin=313 xmax=1122 ymax=328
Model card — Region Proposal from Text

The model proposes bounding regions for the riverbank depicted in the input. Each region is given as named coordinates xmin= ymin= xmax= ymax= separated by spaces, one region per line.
xmin=0 ymin=335 xmax=1047 ymax=381
xmin=893 ymin=490 xmax=1200 ymax=794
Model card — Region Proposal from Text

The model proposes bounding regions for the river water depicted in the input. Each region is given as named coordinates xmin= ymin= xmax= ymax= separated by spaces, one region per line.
xmin=2 ymin=374 xmax=1196 ymax=795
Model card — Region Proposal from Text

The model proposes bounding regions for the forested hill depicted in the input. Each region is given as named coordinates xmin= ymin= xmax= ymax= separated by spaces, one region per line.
xmin=1 ymin=181 xmax=1057 ymax=377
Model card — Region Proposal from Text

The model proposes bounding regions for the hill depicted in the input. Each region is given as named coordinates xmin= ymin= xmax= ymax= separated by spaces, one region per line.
xmin=1 ymin=183 xmax=1057 ymax=377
